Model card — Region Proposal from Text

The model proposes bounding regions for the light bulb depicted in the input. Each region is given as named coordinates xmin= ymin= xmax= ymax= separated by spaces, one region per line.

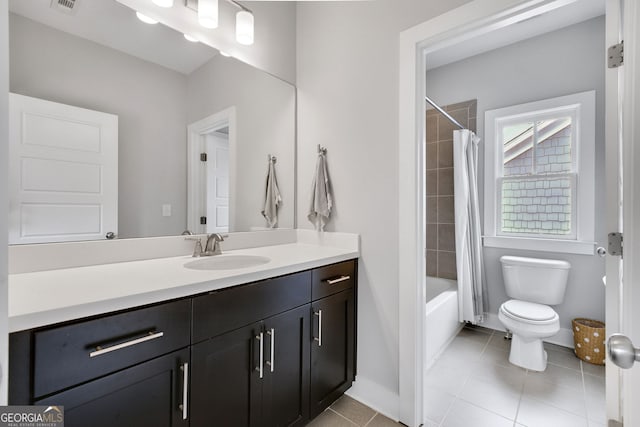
xmin=136 ymin=12 xmax=158 ymax=24
xmin=198 ymin=0 xmax=219 ymax=29
xmin=184 ymin=34 xmax=199 ymax=42
xmin=236 ymin=10 xmax=254 ymax=46
xmin=152 ymin=0 xmax=173 ymax=7
xmin=219 ymin=51 xmax=231 ymax=57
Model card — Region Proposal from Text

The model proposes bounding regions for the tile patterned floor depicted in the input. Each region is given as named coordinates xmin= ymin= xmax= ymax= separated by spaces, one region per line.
xmin=424 ymin=325 xmax=606 ymax=427
xmin=308 ymin=395 xmax=398 ymax=427
xmin=310 ymin=325 xmax=606 ymax=427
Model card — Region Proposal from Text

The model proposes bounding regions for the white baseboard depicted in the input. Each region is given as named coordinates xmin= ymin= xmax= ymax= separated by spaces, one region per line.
xmin=345 ymin=376 xmax=399 ymax=422
xmin=484 ymin=313 xmax=575 ymax=348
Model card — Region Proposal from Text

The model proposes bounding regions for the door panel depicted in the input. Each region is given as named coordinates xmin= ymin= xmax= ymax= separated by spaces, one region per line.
xmin=263 ymin=305 xmax=310 ymax=427
xmin=310 ymin=289 xmax=355 ymax=418
xmin=35 ymin=349 xmax=188 ymax=427
xmin=206 ymin=133 xmax=229 ymax=233
xmin=8 ymin=93 xmax=118 ymax=243
xmin=191 ymin=322 xmax=262 ymax=427
xmin=619 ymin=0 xmax=640 ymax=425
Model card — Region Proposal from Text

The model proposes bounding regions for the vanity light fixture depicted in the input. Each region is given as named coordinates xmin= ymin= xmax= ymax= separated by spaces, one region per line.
xmin=152 ymin=0 xmax=174 ymax=7
xmin=184 ymin=34 xmax=199 ymax=42
xmin=184 ymin=0 xmax=254 ymax=46
xmin=136 ymin=11 xmax=159 ymax=24
xmin=235 ymin=9 xmax=254 ymax=45
xmin=198 ymin=0 xmax=219 ymax=29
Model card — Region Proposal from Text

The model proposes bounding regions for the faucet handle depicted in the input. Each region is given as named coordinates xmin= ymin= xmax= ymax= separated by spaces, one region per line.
xmin=185 ymin=236 xmax=204 ymax=257
xmin=193 ymin=240 xmax=203 ymax=257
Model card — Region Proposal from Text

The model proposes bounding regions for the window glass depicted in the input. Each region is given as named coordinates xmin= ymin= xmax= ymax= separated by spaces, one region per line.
xmin=499 ymin=116 xmax=574 ymax=237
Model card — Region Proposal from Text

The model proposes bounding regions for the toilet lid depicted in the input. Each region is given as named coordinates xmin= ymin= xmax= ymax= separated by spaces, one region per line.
xmin=502 ymin=300 xmax=557 ymax=322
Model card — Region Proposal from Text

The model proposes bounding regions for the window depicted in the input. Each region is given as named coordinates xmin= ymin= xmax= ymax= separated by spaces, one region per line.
xmin=484 ymin=91 xmax=595 ymax=254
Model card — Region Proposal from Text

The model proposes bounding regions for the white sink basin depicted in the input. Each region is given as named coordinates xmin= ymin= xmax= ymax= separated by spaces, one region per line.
xmin=184 ymin=254 xmax=271 ymax=271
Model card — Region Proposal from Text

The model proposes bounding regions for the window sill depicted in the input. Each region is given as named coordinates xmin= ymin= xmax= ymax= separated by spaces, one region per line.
xmin=483 ymin=236 xmax=595 ymax=255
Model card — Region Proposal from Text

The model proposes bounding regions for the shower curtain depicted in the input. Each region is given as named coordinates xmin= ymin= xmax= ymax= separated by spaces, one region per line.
xmin=453 ymin=129 xmax=487 ymax=324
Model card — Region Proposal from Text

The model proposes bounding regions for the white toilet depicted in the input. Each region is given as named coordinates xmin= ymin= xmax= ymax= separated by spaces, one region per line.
xmin=498 ymin=255 xmax=571 ymax=371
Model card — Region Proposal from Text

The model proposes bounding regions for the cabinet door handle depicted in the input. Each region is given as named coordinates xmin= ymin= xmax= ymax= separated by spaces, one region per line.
xmin=325 ymin=275 xmax=351 ymax=285
xmin=89 ymin=331 xmax=164 ymax=358
xmin=256 ymin=332 xmax=264 ymax=379
xmin=266 ymin=328 xmax=275 ymax=373
xmin=314 ymin=310 xmax=323 ymax=347
xmin=179 ymin=362 xmax=188 ymax=420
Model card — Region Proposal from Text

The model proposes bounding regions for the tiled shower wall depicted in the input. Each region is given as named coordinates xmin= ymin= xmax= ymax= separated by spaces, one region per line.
xmin=425 ymin=99 xmax=477 ymax=280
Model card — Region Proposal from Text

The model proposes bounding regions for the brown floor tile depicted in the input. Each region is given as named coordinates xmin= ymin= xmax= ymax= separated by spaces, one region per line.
xmin=330 ymin=395 xmax=375 ymax=426
xmin=365 ymin=413 xmax=399 ymax=427
xmin=307 ymin=409 xmax=355 ymax=427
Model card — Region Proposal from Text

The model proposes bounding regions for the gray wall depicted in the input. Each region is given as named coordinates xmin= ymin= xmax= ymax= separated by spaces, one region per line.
xmin=426 ymin=17 xmax=607 ymax=328
xmin=296 ymin=0 xmax=471 ymax=399
xmin=0 ymin=0 xmax=8 ymax=404
xmin=9 ymin=14 xmax=189 ymax=239
xmin=240 ymin=1 xmax=297 ymax=85
xmin=186 ymin=55 xmax=296 ymax=231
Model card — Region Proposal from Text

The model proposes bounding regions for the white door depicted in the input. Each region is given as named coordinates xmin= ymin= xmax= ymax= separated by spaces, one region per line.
xmin=605 ymin=0 xmax=640 ymax=425
xmin=206 ymin=132 xmax=230 ymax=233
xmin=8 ymin=94 xmax=118 ymax=244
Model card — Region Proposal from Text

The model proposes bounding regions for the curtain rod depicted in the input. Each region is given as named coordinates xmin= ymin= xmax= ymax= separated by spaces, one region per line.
xmin=425 ymin=95 xmax=465 ymax=130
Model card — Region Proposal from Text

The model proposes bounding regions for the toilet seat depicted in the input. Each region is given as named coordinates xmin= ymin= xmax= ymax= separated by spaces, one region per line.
xmin=500 ymin=299 xmax=558 ymax=324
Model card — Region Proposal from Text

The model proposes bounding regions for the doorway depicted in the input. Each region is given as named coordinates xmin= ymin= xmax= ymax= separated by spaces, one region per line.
xmin=187 ymin=107 xmax=236 ymax=235
xmin=398 ymin=1 xmax=633 ymax=426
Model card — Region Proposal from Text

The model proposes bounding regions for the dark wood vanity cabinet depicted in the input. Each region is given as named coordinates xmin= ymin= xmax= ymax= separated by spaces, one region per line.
xmin=9 ymin=299 xmax=191 ymax=427
xmin=190 ymin=305 xmax=310 ymax=427
xmin=190 ymin=271 xmax=312 ymax=427
xmin=310 ymin=262 xmax=357 ymax=418
xmin=9 ymin=259 xmax=357 ymax=427
xmin=35 ymin=348 xmax=189 ymax=427
xmin=310 ymin=289 xmax=355 ymax=418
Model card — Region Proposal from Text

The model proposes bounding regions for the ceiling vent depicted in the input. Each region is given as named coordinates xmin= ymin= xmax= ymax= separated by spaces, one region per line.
xmin=50 ymin=0 xmax=80 ymax=15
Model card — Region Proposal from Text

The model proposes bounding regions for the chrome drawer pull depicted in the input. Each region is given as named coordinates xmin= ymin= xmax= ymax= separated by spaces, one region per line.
xmin=326 ymin=275 xmax=350 ymax=285
xmin=256 ymin=332 xmax=264 ymax=379
xmin=179 ymin=362 xmax=189 ymax=420
xmin=89 ymin=331 xmax=164 ymax=358
xmin=314 ymin=310 xmax=323 ymax=347
xmin=266 ymin=328 xmax=275 ymax=373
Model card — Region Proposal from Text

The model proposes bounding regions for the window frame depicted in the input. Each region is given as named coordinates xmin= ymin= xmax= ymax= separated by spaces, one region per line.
xmin=483 ymin=91 xmax=596 ymax=254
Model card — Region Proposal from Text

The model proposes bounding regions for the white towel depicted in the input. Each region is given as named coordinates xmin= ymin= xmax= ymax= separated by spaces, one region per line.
xmin=262 ymin=161 xmax=282 ymax=228
xmin=307 ymin=153 xmax=333 ymax=231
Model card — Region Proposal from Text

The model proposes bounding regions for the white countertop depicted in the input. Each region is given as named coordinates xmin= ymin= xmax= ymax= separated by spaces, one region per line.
xmin=9 ymin=242 xmax=359 ymax=332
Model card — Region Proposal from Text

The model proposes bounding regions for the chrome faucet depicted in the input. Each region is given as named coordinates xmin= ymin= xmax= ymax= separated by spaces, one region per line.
xmin=185 ymin=233 xmax=226 ymax=257
xmin=203 ymin=233 xmax=225 ymax=256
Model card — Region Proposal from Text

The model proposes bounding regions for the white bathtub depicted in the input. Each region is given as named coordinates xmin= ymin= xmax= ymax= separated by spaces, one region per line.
xmin=425 ymin=276 xmax=462 ymax=368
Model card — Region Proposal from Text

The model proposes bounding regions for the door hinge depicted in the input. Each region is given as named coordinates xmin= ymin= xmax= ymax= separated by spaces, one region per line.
xmin=608 ymin=232 xmax=623 ymax=257
xmin=200 ymin=216 xmax=207 ymax=225
xmin=200 ymin=153 xmax=207 ymax=162
xmin=608 ymin=41 xmax=624 ymax=68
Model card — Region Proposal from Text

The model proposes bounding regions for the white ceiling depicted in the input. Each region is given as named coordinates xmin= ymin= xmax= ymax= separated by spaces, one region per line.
xmin=8 ymin=0 xmax=218 ymax=75
xmin=426 ymin=0 xmax=605 ymax=70
xmin=9 ymin=0 xmax=606 ymax=75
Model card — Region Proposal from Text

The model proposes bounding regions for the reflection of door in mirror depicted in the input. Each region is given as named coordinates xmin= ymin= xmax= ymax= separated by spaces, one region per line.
xmin=8 ymin=93 xmax=118 ymax=244
xmin=187 ymin=107 xmax=236 ymax=235
xmin=205 ymin=129 xmax=229 ymax=233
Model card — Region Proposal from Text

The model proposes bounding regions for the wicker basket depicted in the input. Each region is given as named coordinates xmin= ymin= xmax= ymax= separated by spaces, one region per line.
xmin=572 ymin=318 xmax=606 ymax=365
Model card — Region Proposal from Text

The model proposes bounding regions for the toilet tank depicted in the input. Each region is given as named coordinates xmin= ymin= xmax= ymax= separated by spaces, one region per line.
xmin=500 ymin=256 xmax=571 ymax=305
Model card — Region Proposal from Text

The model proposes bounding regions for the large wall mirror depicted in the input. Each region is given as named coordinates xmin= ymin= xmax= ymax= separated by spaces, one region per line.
xmin=7 ymin=0 xmax=295 ymax=244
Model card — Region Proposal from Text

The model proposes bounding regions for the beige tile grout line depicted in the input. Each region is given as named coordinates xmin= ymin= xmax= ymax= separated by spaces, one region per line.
xmin=579 ymin=360 xmax=593 ymax=426
xmin=327 ymin=407 xmax=361 ymax=427
xmin=434 ymin=327 xmax=495 ymax=426
xmin=361 ymin=411 xmax=378 ymax=427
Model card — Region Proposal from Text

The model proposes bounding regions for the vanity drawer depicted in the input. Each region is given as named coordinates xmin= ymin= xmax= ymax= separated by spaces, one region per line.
xmin=33 ymin=299 xmax=191 ymax=399
xmin=312 ymin=260 xmax=356 ymax=300
xmin=193 ymin=271 xmax=311 ymax=343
